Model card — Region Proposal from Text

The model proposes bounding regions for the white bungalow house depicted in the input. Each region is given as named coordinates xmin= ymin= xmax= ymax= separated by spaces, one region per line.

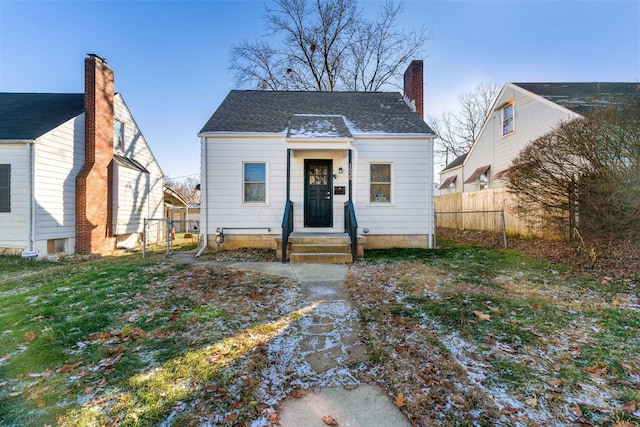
xmin=0 ymin=54 xmax=164 ymax=257
xmin=437 ymin=82 xmax=638 ymax=237
xmin=197 ymin=60 xmax=436 ymax=262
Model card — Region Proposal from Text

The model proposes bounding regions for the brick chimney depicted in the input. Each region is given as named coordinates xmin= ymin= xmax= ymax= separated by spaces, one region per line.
xmin=76 ymin=54 xmax=115 ymax=254
xmin=403 ymin=59 xmax=424 ymax=119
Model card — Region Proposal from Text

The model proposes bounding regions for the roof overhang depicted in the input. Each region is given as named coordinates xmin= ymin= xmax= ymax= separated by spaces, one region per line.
xmin=464 ymin=165 xmax=491 ymax=184
xmin=439 ymin=175 xmax=457 ymax=190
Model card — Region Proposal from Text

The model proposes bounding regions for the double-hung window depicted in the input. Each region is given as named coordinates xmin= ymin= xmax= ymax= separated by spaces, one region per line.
xmin=370 ymin=163 xmax=391 ymax=203
xmin=502 ymin=102 xmax=514 ymax=136
xmin=114 ymin=119 xmax=124 ymax=151
xmin=243 ymin=162 xmax=266 ymax=203
xmin=0 ymin=164 xmax=10 ymax=212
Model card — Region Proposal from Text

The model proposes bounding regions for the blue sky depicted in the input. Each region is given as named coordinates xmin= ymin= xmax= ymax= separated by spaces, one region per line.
xmin=1 ymin=0 xmax=638 ymax=178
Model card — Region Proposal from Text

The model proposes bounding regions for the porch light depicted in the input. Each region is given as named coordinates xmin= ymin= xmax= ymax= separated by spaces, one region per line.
xmin=338 ymin=167 xmax=344 ymax=174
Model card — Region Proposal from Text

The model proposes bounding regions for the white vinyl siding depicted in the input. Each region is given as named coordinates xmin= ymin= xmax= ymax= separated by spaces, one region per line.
xmin=0 ymin=143 xmax=29 ymax=249
xmin=32 ymin=114 xmax=85 ymax=247
xmin=113 ymin=95 xmax=164 ymax=239
xmin=354 ymin=137 xmax=433 ymax=236
xmin=462 ymin=84 xmax=579 ymax=192
xmin=113 ymin=163 xmax=150 ymax=234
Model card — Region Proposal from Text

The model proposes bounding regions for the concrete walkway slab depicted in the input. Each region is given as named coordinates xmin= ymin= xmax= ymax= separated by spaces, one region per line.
xmin=278 ymin=385 xmax=411 ymax=427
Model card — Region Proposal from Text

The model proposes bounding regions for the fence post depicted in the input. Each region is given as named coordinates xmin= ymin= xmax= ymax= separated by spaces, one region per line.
xmin=501 ymin=210 xmax=508 ymax=248
xmin=433 ymin=211 xmax=437 ymax=248
xmin=166 ymin=217 xmax=171 ymax=255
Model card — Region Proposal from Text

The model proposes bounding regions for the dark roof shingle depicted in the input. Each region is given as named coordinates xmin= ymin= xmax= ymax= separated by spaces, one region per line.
xmin=513 ymin=83 xmax=639 ymax=115
xmin=0 ymin=93 xmax=85 ymax=140
xmin=200 ymin=90 xmax=434 ymax=135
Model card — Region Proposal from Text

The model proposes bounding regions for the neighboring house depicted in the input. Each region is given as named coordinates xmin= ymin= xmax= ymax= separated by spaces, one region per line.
xmin=0 ymin=54 xmax=164 ymax=257
xmin=437 ymin=82 xmax=638 ymax=237
xmin=440 ymin=82 xmax=639 ymax=193
xmin=198 ymin=60 xmax=435 ymax=261
xmin=163 ymin=185 xmax=200 ymax=233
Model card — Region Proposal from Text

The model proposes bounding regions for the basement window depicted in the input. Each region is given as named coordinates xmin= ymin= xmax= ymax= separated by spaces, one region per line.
xmin=0 ymin=164 xmax=10 ymax=212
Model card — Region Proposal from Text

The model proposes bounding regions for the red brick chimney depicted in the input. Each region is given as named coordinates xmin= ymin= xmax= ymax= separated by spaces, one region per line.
xmin=76 ymin=54 xmax=115 ymax=254
xmin=403 ymin=59 xmax=424 ymax=119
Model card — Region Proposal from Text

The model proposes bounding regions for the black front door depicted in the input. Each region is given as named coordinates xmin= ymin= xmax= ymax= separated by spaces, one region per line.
xmin=304 ymin=159 xmax=332 ymax=227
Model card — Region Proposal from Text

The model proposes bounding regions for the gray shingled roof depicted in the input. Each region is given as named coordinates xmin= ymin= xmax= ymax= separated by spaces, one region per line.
xmin=513 ymin=83 xmax=639 ymax=115
xmin=200 ymin=90 xmax=434 ymax=135
xmin=0 ymin=93 xmax=85 ymax=140
xmin=441 ymin=153 xmax=467 ymax=172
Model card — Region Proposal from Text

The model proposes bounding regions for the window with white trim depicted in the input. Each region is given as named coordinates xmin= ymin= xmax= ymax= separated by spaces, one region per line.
xmin=0 ymin=164 xmax=10 ymax=212
xmin=370 ymin=163 xmax=391 ymax=203
xmin=243 ymin=162 xmax=266 ymax=203
xmin=502 ymin=102 xmax=514 ymax=135
xmin=114 ymin=119 xmax=124 ymax=150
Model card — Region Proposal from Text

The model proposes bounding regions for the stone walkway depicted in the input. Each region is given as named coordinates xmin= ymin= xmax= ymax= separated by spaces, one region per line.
xmin=171 ymin=255 xmax=411 ymax=426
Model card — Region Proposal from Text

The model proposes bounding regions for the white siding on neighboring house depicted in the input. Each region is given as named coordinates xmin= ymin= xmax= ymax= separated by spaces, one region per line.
xmin=113 ymin=95 xmax=164 ymax=243
xmin=32 ymin=113 xmax=85 ymax=254
xmin=0 ymin=142 xmax=30 ymax=251
xmin=460 ymin=83 xmax=579 ymax=193
xmin=113 ymin=161 xmax=149 ymax=234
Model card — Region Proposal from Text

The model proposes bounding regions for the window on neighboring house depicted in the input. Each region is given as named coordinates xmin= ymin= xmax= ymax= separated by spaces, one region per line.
xmin=448 ymin=179 xmax=456 ymax=192
xmin=479 ymin=170 xmax=489 ymax=190
xmin=243 ymin=162 xmax=266 ymax=203
xmin=114 ymin=119 xmax=124 ymax=150
xmin=0 ymin=164 xmax=10 ymax=212
xmin=370 ymin=163 xmax=391 ymax=203
xmin=502 ymin=102 xmax=514 ymax=135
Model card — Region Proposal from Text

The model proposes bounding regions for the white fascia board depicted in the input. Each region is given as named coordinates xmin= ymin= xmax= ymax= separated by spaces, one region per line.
xmin=0 ymin=139 xmax=35 ymax=144
xmin=197 ymin=131 xmax=286 ymax=139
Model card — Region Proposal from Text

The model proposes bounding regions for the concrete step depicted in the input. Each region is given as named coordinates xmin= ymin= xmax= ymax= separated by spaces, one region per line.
xmin=290 ymin=252 xmax=353 ymax=264
xmin=292 ymin=243 xmax=351 ymax=254
xmin=289 ymin=235 xmax=351 ymax=245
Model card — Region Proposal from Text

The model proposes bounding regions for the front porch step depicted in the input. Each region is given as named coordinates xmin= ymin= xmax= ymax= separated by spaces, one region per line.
xmin=288 ymin=233 xmax=353 ymax=264
xmin=289 ymin=252 xmax=353 ymax=264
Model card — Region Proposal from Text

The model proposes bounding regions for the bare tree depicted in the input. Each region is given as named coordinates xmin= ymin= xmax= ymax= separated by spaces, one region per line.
xmin=507 ymin=97 xmax=640 ymax=240
xmin=427 ymin=82 xmax=498 ymax=164
xmin=166 ymin=176 xmax=201 ymax=205
xmin=229 ymin=0 xmax=429 ymax=91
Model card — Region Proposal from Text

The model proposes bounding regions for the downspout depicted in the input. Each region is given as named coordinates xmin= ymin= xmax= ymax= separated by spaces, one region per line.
xmin=195 ymin=136 xmax=208 ymax=257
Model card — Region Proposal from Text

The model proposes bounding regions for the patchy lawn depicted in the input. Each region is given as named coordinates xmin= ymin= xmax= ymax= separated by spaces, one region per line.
xmin=348 ymin=243 xmax=640 ymax=426
xmin=0 ymin=252 xmax=299 ymax=426
xmin=2 ymin=242 xmax=638 ymax=427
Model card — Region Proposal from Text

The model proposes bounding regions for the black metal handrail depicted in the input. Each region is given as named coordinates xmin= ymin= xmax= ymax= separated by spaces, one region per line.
xmin=344 ymin=201 xmax=358 ymax=262
xmin=281 ymin=200 xmax=294 ymax=263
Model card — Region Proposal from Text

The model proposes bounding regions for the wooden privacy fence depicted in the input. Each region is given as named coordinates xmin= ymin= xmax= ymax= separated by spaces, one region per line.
xmin=435 ymin=188 xmax=559 ymax=239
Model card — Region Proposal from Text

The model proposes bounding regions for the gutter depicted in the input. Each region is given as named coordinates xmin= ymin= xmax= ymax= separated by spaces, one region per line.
xmin=195 ymin=136 xmax=208 ymax=257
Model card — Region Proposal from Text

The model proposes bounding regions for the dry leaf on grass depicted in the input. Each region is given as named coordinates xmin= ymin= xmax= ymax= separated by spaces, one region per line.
xmin=290 ymin=389 xmax=304 ymax=398
xmin=322 ymin=415 xmax=339 ymax=425
xmin=222 ymin=413 xmax=238 ymax=423
xmin=395 ymin=392 xmax=406 ymax=408
xmin=472 ymin=311 xmax=491 ymax=321
xmin=268 ymin=412 xmax=281 ymax=425
xmin=24 ymin=331 xmax=36 ymax=342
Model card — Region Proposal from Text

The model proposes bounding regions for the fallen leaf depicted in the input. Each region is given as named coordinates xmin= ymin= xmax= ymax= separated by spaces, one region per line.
xmin=97 ymin=378 xmax=108 ymax=387
xmin=128 ymin=315 xmax=136 ymax=323
xmin=196 ymin=401 xmax=206 ymax=412
xmin=451 ymin=394 xmax=466 ymax=405
xmin=24 ymin=331 xmax=36 ymax=342
xmin=472 ymin=311 xmax=491 ymax=321
xmin=322 ymin=415 xmax=339 ymax=426
xmin=84 ymin=386 xmax=95 ymax=394
xmin=222 ymin=413 xmax=238 ymax=423
xmin=291 ymin=389 xmax=304 ymax=398
xmin=395 ymin=392 xmax=406 ymax=408
xmin=107 ymin=345 xmax=126 ymax=356
xmin=571 ymin=404 xmax=582 ymax=417
xmin=269 ymin=412 xmax=281 ymax=425
xmin=57 ymin=362 xmax=81 ymax=373
xmin=622 ymin=401 xmax=638 ymax=414
xmin=526 ymin=396 xmax=537 ymax=408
